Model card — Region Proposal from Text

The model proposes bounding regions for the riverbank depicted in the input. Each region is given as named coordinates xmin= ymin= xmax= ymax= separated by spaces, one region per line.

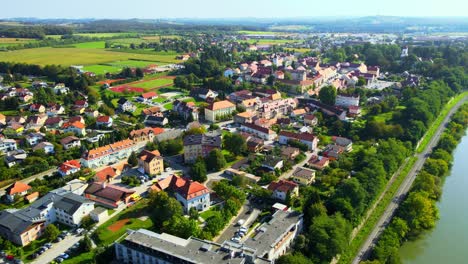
xmin=365 ymin=103 xmax=468 ymax=263
xmin=399 ymin=131 xmax=468 ymax=263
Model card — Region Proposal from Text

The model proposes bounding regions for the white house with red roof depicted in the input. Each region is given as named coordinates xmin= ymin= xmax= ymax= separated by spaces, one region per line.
xmin=5 ymin=181 xmax=31 ymax=202
xmin=138 ymin=92 xmax=158 ymax=102
xmin=58 ymin=160 xmax=81 ymax=177
xmin=150 ymin=175 xmax=210 ymax=213
xmin=96 ymin=116 xmax=113 ymax=128
xmin=278 ymin=131 xmax=318 ymax=151
xmin=267 ymin=180 xmax=299 ymax=201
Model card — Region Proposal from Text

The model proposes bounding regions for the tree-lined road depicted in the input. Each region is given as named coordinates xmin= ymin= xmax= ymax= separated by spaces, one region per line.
xmin=353 ymin=96 xmax=467 ymax=264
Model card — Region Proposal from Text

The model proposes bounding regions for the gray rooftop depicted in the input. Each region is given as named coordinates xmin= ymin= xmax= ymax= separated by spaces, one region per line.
xmin=243 ymin=210 xmax=303 ymax=260
xmin=120 ymin=229 xmax=246 ymax=264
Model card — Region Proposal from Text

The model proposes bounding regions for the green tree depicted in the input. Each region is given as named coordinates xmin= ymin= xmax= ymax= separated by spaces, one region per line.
xmin=191 ymin=157 xmax=207 ymax=182
xmin=206 ymin=149 xmax=226 ymax=171
xmin=81 ymin=215 xmax=95 ymax=229
xmin=127 ymin=151 xmax=138 ymax=167
xmin=399 ymin=191 xmax=438 ymax=238
xmin=223 ymin=133 xmax=247 ymax=156
xmin=44 ymin=224 xmax=60 ymax=241
xmin=149 ymin=191 xmax=184 ymax=228
xmin=319 ymin=86 xmax=337 ymax=105
xmin=307 ymin=213 xmax=351 ymax=262
xmin=81 ymin=234 xmax=93 ymax=252
xmin=277 ymin=253 xmax=314 ymax=264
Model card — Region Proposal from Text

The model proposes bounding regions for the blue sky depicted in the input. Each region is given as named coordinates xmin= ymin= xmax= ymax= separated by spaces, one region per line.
xmin=2 ymin=0 xmax=467 ymax=19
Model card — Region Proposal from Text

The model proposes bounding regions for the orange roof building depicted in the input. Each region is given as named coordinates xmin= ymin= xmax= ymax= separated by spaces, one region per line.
xmin=268 ymin=180 xmax=299 ymax=201
xmin=80 ymin=139 xmax=137 ymax=169
xmin=5 ymin=182 xmax=31 ymax=201
xmin=149 ymin=175 xmax=210 ymax=213
xmin=58 ymin=160 xmax=81 ymax=176
xmin=204 ymin=100 xmax=236 ymax=123
xmin=95 ymin=166 xmax=118 ymax=182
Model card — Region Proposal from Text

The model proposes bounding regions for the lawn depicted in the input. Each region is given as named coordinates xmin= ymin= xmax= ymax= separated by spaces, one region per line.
xmin=82 ymin=64 xmax=122 ymax=74
xmin=284 ymin=47 xmax=311 ymax=53
xmin=0 ymin=46 xmax=179 ymax=66
xmin=132 ymin=78 xmax=174 ymax=89
xmin=163 ymin=102 xmax=173 ymax=110
xmin=75 ymin=32 xmax=136 ymax=38
xmin=62 ymin=252 xmax=95 ymax=264
xmin=108 ymin=59 xmax=159 ymax=68
xmin=200 ymin=207 xmax=220 ymax=220
xmin=93 ymin=200 xmax=153 ymax=246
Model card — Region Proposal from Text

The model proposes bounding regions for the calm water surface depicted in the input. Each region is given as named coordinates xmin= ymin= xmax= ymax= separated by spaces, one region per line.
xmin=399 ymin=131 xmax=468 ymax=264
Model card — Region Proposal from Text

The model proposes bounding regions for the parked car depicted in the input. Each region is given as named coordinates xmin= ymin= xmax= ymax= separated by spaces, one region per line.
xmin=236 ymin=219 xmax=245 ymax=226
xmin=5 ymin=255 xmax=15 ymax=261
xmin=0 ymin=251 xmax=5 ymax=257
xmin=239 ymin=227 xmax=248 ymax=233
xmin=45 ymin=243 xmax=53 ymax=249
xmin=54 ymin=237 xmax=63 ymax=242
xmin=75 ymin=228 xmax=85 ymax=235
xmin=55 ymin=257 xmax=64 ymax=263
xmin=13 ymin=259 xmax=23 ymax=264
xmin=59 ymin=253 xmax=69 ymax=259
xmin=230 ymin=237 xmax=241 ymax=243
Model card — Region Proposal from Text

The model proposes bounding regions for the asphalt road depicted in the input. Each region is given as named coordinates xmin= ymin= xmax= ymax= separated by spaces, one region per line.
xmin=353 ymin=96 xmax=467 ymax=264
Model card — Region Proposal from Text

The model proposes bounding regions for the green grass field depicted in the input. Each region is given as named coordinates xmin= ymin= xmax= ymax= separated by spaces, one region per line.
xmin=82 ymin=64 xmax=122 ymax=74
xmin=133 ymin=78 xmax=173 ymax=89
xmin=75 ymin=32 xmax=137 ymax=38
xmin=73 ymin=41 xmax=106 ymax=49
xmin=108 ymin=60 xmax=157 ymax=68
xmin=241 ymin=39 xmax=303 ymax=45
xmin=237 ymin=30 xmax=281 ymax=35
xmin=62 ymin=252 xmax=95 ymax=264
xmin=0 ymin=46 xmax=179 ymax=66
xmin=93 ymin=200 xmax=153 ymax=246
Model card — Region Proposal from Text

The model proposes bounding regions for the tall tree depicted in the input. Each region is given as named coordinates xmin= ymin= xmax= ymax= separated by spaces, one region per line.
xmin=191 ymin=157 xmax=207 ymax=182
xmin=319 ymin=86 xmax=337 ymax=105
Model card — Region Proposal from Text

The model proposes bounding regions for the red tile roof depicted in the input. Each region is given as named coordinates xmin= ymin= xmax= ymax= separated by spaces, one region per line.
xmin=95 ymin=166 xmax=117 ymax=182
xmin=206 ymin=100 xmax=235 ymax=111
xmin=96 ymin=116 xmax=111 ymax=123
xmin=6 ymin=182 xmax=31 ymax=196
xmin=59 ymin=160 xmax=81 ymax=173
xmin=268 ymin=180 xmax=298 ymax=193
xmin=129 ymin=127 xmax=164 ymax=138
xmin=150 ymin=175 xmax=209 ymax=200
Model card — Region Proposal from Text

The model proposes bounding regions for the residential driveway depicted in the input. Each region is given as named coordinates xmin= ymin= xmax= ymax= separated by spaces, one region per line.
xmin=279 ymin=151 xmax=314 ymax=180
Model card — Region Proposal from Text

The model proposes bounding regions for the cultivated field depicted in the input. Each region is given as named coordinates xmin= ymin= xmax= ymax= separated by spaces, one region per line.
xmin=0 ymin=37 xmax=36 ymax=47
xmin=0 ymin=45 xmax=179 ymax=66
xmin=241 ymin=38 xmax=303 ymax=45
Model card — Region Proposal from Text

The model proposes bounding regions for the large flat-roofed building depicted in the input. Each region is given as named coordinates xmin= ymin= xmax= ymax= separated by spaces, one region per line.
xmin=243 ymin=210 xmax=303 ymax=261
xmin=115 ymin=229 xmax=249 ymax=264
xmin=114 ymin=210 xmax=303 ymax=264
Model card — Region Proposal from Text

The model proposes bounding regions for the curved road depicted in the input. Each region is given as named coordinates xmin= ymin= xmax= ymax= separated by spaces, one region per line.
xmin=353 ymin=96 xmax=467 ymax=264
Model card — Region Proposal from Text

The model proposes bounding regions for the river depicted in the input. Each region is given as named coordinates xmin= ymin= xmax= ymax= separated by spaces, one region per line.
xmin=399 ymin=131 xmax=468 ymax=264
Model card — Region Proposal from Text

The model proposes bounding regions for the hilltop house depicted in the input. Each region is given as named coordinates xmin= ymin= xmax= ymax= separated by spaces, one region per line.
xmin=62 ymin=121 xmax=86 ymax=136
xmin=32 ymin=142 xmax=54 ymax=154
